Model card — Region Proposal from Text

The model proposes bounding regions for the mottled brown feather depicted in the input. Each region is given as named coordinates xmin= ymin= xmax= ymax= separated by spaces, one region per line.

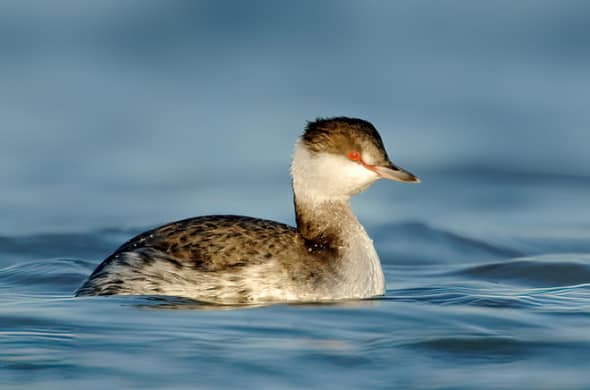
xmin=85 ymin=215 xmax=340 ymax=286
xmin=77 ymin=117 xmax=391 ymax=302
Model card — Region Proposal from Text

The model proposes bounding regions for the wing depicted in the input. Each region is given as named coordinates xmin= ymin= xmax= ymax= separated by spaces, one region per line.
xmin=92 ymin=215 xmax=300 ymax=275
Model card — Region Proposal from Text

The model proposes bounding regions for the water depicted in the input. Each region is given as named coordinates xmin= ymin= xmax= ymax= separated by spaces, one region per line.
xmin=2 ymin=171 xmax=590 ymax=389
xmin=2 ymin=1 xmax=590 ymax=389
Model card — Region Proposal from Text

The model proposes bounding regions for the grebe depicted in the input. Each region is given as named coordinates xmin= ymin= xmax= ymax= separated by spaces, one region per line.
xmin=76 ymin=117 xmax=419 ymax=303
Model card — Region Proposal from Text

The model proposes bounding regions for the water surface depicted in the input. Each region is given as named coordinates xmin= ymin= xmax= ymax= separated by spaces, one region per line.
xmin=2 ymin=2 xmax=590 ymax=389
xmin=1 ymin=172 xmax=589 ymax=389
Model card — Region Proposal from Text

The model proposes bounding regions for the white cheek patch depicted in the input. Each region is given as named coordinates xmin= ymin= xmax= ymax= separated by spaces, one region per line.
xmin=291 ymin=141 xmax=379 ymax=199
xmin=361 ymin=152 xmax=378 ymax=166
xmin=316 ymin=154 xmax=374 ymax=183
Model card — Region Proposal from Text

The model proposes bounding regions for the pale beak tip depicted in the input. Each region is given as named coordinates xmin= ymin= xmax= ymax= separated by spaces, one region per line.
xmin=374 ymin=164 xmax=421 ymax=183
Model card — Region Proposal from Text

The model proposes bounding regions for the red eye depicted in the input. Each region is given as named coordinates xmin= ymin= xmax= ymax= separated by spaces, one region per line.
xmin=347 ymin=150 xmax=361 ymax=161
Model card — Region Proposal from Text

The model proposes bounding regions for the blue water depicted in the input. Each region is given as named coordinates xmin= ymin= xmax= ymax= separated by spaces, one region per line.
xmin=2 ymin=2 xmax=590 ymax=389
xmin=2 ymin=171 xmax=590 ymax=389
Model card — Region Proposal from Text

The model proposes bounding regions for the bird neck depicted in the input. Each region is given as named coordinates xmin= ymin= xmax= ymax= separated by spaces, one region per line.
xmin=293 ymin=189 xmax=385 ymax=298
xmin=293 ymin=192 xmax=358 ymax=244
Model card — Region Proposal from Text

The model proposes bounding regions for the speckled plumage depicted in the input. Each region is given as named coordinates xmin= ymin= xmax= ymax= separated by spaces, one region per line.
xmin=76 ymin=215 xmax=340 ymax=303
xmin=76 ymin=117 xmax=419 ymax=304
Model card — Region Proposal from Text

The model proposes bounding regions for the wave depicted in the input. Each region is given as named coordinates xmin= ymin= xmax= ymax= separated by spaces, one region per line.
xmin=453 ymin=254 xmax=590 ymax=287
xmin=374 ymin=221 xmax=523 ymax=265
xmin=0 ymin=258 xmax=95 ymax=296
xmin=385 ymin=286 xmax=538 ymax=309
xmin=0 ymin=228 xmax=139 ymax=267
xmin=385 ymin=283 xmax=590 ymax=312
xmin=397 ymin=336 xmax=577 ymax=364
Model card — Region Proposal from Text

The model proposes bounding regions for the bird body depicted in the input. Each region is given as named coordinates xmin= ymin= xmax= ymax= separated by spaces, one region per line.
xmin=76 ymin=117 xmax=419 ymax=304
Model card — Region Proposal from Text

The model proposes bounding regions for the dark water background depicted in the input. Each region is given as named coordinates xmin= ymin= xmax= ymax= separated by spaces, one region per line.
xmin=1 ymin=1 xmax=590 ymax=389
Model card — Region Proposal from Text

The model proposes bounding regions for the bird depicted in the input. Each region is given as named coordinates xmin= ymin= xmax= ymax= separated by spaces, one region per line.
xmin=75 ymin=117 xmax=419 ymax=304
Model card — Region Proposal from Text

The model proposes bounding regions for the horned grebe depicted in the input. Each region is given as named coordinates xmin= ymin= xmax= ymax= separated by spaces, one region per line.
xmin=76 ymin=117 xmax=419 ymax=303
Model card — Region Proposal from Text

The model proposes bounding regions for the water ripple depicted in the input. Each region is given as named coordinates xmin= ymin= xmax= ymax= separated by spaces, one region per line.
xmin=375 ymin=221 xmax=523 ymax=265
xmin=453 ymin=254 xmax=590 ymax=287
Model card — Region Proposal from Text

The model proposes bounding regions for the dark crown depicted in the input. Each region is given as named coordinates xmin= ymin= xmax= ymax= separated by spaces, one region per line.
xmin=301 ymin=117 xmax=390 ymax=164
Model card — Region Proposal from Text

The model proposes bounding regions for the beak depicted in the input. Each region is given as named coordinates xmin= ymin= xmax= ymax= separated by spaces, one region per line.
xmin=374 ymin=162 xmax=420 ymax=183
